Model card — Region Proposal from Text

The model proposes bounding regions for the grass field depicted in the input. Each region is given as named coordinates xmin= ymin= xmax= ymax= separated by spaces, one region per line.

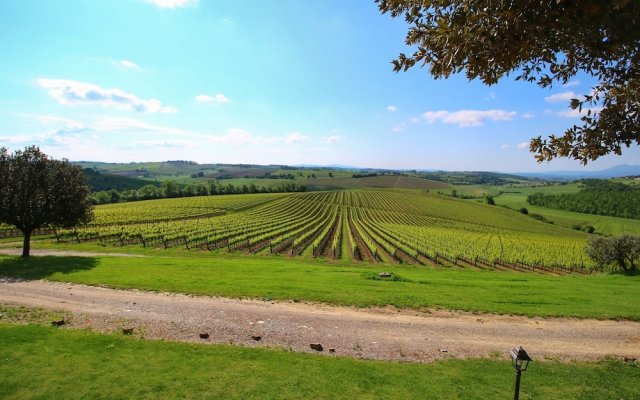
xmin=1 ymin=253 xmax=638 ymax=320
xmin=0 ymin=323 xmax=638 ymax=399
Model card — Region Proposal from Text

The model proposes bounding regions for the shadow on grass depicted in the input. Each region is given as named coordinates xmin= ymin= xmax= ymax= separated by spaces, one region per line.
xmin=0 ymin=256 xmax=98 ymax=280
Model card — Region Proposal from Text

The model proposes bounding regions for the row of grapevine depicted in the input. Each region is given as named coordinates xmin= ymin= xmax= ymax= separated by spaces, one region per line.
xmin=47 ymin=189 xmax=602 ymax=272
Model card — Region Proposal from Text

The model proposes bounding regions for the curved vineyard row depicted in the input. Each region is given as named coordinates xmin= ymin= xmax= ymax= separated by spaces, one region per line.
xmin=53 ymin=189 xmax=602 ymax=273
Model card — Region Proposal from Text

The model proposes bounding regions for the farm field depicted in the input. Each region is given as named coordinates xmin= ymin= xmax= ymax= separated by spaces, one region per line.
xmin=45 ymin=189 xmax=601 ymax=272
xmin=1 ymin=323 xmax=638 ymax=400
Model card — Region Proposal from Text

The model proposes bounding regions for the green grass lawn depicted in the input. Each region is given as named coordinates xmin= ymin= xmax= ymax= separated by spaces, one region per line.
xmin=1 ymin=253 xmax=638 ymax=320
xmin=0 ymin=323 xmax=637 ymax=399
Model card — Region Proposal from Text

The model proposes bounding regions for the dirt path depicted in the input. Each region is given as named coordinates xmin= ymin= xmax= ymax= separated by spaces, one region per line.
xmin=1 ymin=279 xmax=638 ymax=363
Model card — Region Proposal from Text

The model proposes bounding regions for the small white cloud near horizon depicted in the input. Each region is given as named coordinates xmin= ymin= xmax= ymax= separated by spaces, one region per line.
xmin=92 ymin=117 xmax=186 ymax=135
xmin=19 ymin=113 xmax=85 ymax=130
xmin=386 ymin=105 xmax=397 ymax=112
xmin=145 ymin=0 xmax=198 ymax=8
xmin=500 ymin=144 xmax=510 ymax=150
xmin=134 ymin=139 xmax=194 ymax=148
xmin=421 ymin=109 xmax=516 ymax=127
xmin=285 ymin=132 xmax=309 ymax=144
xmin=37 ymin=78 xmax=177 ymax=113
xmin=195 ymin=93 xmax=230 ymax=104
xmin=516 ymin=142 xmax=529 ymax=150
xmin=545 ymin=91 xmax=576 ymax=103
xmin=522 ymin=112 xmax=535 ymax=119
xmin=323 ymin=135 xmax=342 ymax=144
xmin=118 ymin=60 xmax=142 ymax=70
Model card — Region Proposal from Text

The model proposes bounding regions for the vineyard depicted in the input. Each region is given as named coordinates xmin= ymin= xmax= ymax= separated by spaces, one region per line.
xmin=17 ymin=190 xmax=600 ymax=273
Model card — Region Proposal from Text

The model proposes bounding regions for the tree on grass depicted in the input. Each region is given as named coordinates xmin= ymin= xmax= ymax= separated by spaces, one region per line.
xmin=0 ymin=146 xmax=93 ymax=257
xmin=586 ymin=235 xmax=640 ymax=272
xmin=377 ymin=0 xmax=640 ymax=164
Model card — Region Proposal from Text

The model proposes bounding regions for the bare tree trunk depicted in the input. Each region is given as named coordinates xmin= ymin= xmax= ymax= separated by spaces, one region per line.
xmin=22 ymin=230 xmax=31 ymax=258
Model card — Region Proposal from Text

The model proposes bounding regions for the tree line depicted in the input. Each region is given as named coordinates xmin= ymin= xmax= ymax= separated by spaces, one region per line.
xmin=527 ymin=180 xmax=640 ymax=220
xmin=90 ymin=180 xmax=307 ymax=205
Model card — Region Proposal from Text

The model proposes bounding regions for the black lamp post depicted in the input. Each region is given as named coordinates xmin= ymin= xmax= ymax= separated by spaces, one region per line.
xmin=511 ymin=346 xmax=532 ymax=400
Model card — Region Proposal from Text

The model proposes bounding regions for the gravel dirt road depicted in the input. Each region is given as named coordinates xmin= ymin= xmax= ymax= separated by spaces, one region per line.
xmin=1 ymin=278 xmax=638 ymax=363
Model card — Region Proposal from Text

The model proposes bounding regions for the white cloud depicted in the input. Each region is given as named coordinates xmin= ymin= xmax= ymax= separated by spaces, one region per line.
xmin=556 ymin=107 xmax=601 ymax=118
xmin=19 ymin=113 xmax=85 ymax=129
xmin=563 ymin=80 xmax=580 ymax=88
xmin=92 ymin=117 xmax=186 ymax=135
xmin=207 ymin=128 xmax=257 ymax=145
xmin=323 ymin=135 xmax=342 ymax=144
xmin=205 ymin=129 xmax=309 ymax=146
xmin=544 ymin=91 xmax=576 ymax=103
xmin=37 ymin=78 xmax=177 ymax=113
xmin=421 ymin=109 xmax=516 ymax=127
xmin=134 ymin=139 xmax=194 ymax=147
xmin=483 ymin=92 xmax=496 ymax=101
xmin=145 ymin=0 xmax=198 ymax=8
xmin=410 ymin=117 xmax=419 ymax=124
xmin=195 ymin=93 xmax=230 ymax=104
xmin=522 ymin=112 xmax=535 ymax=119
xmin=118 ymin=60 xmax=141 ymax=70
xmin=285 ymin=132 xmax=309 ymax=144
xmin=391 ymin=123 xmax=405 ymax=133
xmin=387 ymin=105 xmax=397 ymax=112
xmin=500 ymin=144 xmax=510 ymax=150
xmin=516 ymin=142 xmax=529 ymax=149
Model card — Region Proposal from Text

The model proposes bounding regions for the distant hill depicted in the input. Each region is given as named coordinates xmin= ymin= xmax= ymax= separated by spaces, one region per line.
xmin=82 ymin=169 xmax=159 ymax=192
xmin=518 ymin=164 xmax=640 ymax=180
xmin=306 ymin=175 xmax=449 ymax=191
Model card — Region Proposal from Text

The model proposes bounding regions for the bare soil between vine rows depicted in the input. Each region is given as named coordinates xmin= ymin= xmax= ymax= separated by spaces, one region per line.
xmin=1 ymin=278 xmax=638 ymax=363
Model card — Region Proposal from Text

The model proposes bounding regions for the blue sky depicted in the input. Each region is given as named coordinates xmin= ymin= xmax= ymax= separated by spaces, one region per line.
xmin=1 ymin=0 xmax=638 ymax=172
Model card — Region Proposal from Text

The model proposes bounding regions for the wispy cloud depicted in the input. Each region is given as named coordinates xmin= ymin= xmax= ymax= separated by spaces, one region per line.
xmin=500 ymin=144 xmax=510 ymax=150
xmin=421 ymin=109 xmax=516 ymax=127
xmin=134 ymin=139 xmax=194 ymax=147
xmin=195 ymin=93 xmax=229 ymax=104
xmin=37 ymin=78 xmax=177 ymax=113
xmin=556 ymin=107 xmax=601 ymax=118
xmin=285 ymin=132 xmax=308 ymax=144
xmin=516 ymin=142 xmax=529 ymax=149
xmin=323 ymin=135 xmax=342 ymax=144
xmin=92 ymin=117 xmax=186 ymax=135
xmin=544 ymin=91 xmax=576 ymax=103
xmin=19 ymin=113 xmax=85 ymax=129
xmin=483 ymin=92 xmax=496 ymax=101
xmin=563 ymin=80 xmax=580 ymax=88
xmin=118 ymin=60 xmax=142 ymax=70
xmin=386 ymin=105 xmax=397 ymax=112
xmin=391 ymin=123 xmax=405 ymax=133
xmin=522 ymin=112 xmax=535 ymax=119
xmin=145 ymin=0 xmax=198 ymax=8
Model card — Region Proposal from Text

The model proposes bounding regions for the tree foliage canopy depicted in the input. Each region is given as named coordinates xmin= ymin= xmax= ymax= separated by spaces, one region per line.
xmin=377 ymin=0 xmax=640 ymax=164
xmin=0 ymin=146 xmax=93 ymax=257
xmin=586 ymin=234 xmax=640 ymax=271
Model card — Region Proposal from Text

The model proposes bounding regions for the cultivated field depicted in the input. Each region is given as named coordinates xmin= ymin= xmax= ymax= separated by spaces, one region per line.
xmin=23 ymin=189 xmax=603 ymax=272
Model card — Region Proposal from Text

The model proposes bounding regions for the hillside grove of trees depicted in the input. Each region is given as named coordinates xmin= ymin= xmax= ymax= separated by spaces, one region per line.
xmin=527 ymin=179 xmax=640 ymax=219
xmin=90 ymin=180 xmax=307 ymax=205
